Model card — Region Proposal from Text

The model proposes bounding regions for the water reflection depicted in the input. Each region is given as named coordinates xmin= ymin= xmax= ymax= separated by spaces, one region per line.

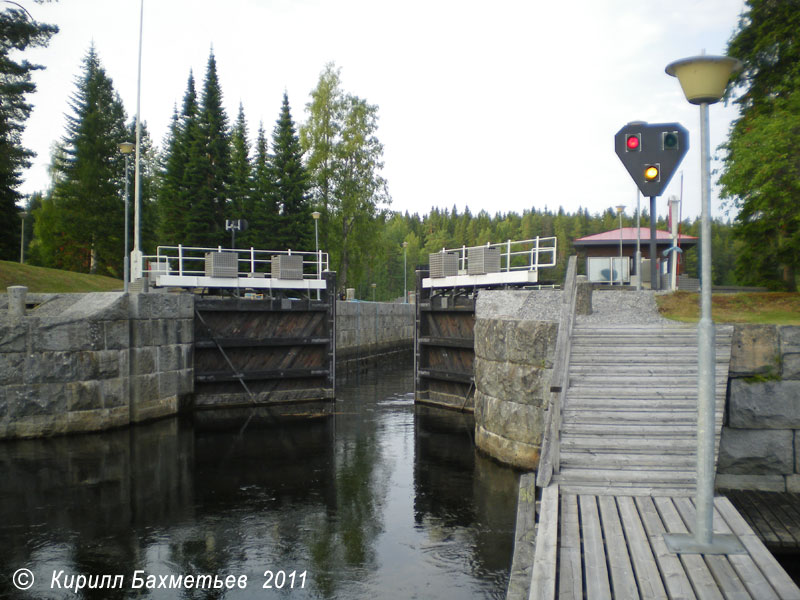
xmin=0 ymin=366 xmax=518 ymax=599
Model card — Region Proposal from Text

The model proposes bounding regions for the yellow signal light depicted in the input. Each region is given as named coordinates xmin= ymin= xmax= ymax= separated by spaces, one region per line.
xmin=644 ymin=165 xmax=660 ymax=181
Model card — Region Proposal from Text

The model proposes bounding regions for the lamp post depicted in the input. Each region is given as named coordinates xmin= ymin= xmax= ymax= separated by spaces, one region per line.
xmin=635 ymin=190 xmax=642 ymax=290
xmin=19 ymin=211 xmax=27 ymax=264
xmin=615 ymin=205 xmax=625 ymax=285
xmin=371 ymin=282 xmax=376 ymax=302
xmin=119 ymin=141 xmax=134 ymax=292
xmin=402 ymin=241 xmax=409 ymax=304
xmin=131 ymin=0 xmax=144 ymax=281
xmin=312 ymin=211 xmax=321 ymax=300
xmin=664 ymin=54 xmax=743 ymax=555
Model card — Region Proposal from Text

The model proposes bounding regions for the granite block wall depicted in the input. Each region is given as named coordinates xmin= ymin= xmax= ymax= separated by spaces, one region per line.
xmin=716 ymin=325 xmax=800 ymax=492
xmin=335 ymin=301 xmax=414 ymax=363
xmin=0 ymin=289 xmax=194 ymax=439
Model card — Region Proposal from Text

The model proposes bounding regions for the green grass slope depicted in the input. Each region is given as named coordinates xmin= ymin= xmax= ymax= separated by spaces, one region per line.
xmin=0 ymin=261 xmax=122 ymax=293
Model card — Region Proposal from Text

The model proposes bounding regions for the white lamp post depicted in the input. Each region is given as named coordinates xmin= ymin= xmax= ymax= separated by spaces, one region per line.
xmin=130 ymin=0 xmax=144 ymax=281
xmin=19 ymin=211 xmax=27 ymax=264
xmin=664 ymin=54 xmax=744 ymax=555
xmin=615 ymin=205 xmax=625 ymax=285
xmin=402 ymin=241 xmax=409 ymax=303
xmin=119 ymin=141 xmax=134 ymax=292
xmin=312 ymin=211 xmax=321 ymax=300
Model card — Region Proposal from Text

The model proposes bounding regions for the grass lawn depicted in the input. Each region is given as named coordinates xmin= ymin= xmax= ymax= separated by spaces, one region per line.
xmin=656 ymin=291 xmax=800 ymax=325
xmin=0 ymin=260 xmax=122 ymax=293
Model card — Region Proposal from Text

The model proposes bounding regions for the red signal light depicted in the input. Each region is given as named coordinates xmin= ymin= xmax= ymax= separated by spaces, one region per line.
xmin=626 ymin=134 xmax=640 ymax=151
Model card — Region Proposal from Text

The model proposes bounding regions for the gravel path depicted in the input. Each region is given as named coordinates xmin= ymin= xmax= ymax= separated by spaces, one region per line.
xmin=577 ymin=290 xmax=679 ymax=326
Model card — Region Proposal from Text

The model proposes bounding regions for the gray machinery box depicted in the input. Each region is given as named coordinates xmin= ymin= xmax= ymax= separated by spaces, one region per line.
xmin=467 ymin=246 xmax=500 ymax=275
xmin=272 ymin=254 xmax=304 ymax=280
xmin=204 ymin=252 xmax=238 ymax=278
xmin=429 ymin=252 xmax=458 ymax=278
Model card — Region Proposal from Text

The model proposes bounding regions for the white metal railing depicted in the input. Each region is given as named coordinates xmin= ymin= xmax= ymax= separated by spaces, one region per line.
xmin=139 ymin=245 xmax=330 ymax=281
xmin=437 ymin=236 xmax=557 ymax=274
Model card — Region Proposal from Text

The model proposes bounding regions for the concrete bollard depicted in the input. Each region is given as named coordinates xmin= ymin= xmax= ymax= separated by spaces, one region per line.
xmin=575 ymin=275 xmax=592 ymax=315
xmin=7 ymin=285 xmax=28 ymax=319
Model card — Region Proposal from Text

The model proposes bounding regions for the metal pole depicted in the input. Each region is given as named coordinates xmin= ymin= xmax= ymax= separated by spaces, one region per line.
xmin=696 ymin=100 xmax=715 ymax=546
xmin=619 ymin=212 xmax=623 ymax=285
xmin=649 ymin=196 xmax=658 ymax=290
xmin=123 ymin=154 xmax=130 ymax=292
xmin=403 ymin=242 xmax=408 ymax=303
xmin=131 ymin=0 xmax=144 ymax=280
xmin=636 ymin=190 xmax=642 ymax=290
xmin=19 ymin=213 xmax=25 ymax=264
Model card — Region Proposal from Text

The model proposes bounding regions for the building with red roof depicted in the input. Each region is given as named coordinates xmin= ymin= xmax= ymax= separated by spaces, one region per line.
xmin=573 ymin=227 xmax=698 ymax=285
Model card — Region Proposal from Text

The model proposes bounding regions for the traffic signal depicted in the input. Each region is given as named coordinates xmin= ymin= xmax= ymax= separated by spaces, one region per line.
xmin=614 ymin=122 xmax=688 ymax=196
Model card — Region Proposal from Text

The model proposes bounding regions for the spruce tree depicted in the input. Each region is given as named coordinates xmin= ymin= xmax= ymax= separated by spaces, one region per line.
xmin=250 ymin=122 xmax=279 ymax=250
xmin=229 ymin=102 xmax=253 ymax=247
xmin=48 ymin=46 xmax=128 ymax=274
xmin=158 ymin=72 xmax=198 ymax=245
xmin=271 ymin=92 xmax=311 ymax=251
xmin=183 ymin=50 xmax=231 ymax=247
xmin=0 ymin=7 xmax=57 ymax=260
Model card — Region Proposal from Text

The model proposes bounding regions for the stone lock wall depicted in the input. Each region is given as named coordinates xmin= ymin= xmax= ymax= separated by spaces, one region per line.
xmin=335 ymin=301 xmax=414 ymax=366
xmin=716 ymin=325 xmax=800 ymax=492
xmin=473 ymin=291 xmax=561 ymax=470
xmin=0 ymin=289 xmax=193 ymax=439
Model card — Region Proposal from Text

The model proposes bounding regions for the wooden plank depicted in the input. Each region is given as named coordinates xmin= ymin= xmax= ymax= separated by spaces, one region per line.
xmin=560 ymin=452 xmax=696 ymax=470
xmin=418 ymin=336 xmax=474 ymax=349
xmin=556 ymin=468 xmax=696 ymax=485
xmin=579 ymin=495 xmax=612 ymax=600
xmin=671 ymin=497 xmax=751 ymax=600
xmin=635 ymin=496 xmax=696 ymax=600
xmin=530 ymin=484 xmax=559 ymax=600
xmin=616 ymin=496 xmax=668 ymax=600
xmin=653 ymin=496 xmax=724 ymax=600
xmin=740 ymin=492 xmax=796 ymax=549
xmin=417 ymin=368 xmax=473 ymax=385
xmin=561 ymin=436 xmax=696 ymax=454
xmin=715 ymin=496 xmax=800 ymax=600
xmin=706 ymin=499 xmax=781 ymax=600
xmin=597 ymin=496 xmax=639 ymax=599
xmin=196 ymin=367 xmax=329 ymax=382
xmin=560 ymin=485 xmax=697 ymax=497
xmin=729 ymin=490 xmax=783 ymax=548
xmin=559 ymin=493 xmax=582 ymax=600
xmin=195 ymin=336 xmax=330 ymax=349
xmin=765 ymin=492 xmax=800 ymax=546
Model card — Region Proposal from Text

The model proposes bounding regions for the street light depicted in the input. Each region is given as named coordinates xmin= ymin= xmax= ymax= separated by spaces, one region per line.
xmin=312 ymin=211 xmax=321 ymax=300
xmin=402 ymin=241 xmax=409 ymax=304
xmin=19 ymin=211 xmax=27 ymax=264
xmin=131 ymin=0 xmax=144 ymax=282
xmin=615 ymin=205 xmax=625 ymax=285
xmin=664 ymin=54 xmax=743 ymax=555
xmin=119 ymin=141 xmax=134 ymax=292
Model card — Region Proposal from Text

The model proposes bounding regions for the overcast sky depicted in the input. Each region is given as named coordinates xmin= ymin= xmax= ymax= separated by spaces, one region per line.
xmin=19 ymin=0 xmax=746 ymax=223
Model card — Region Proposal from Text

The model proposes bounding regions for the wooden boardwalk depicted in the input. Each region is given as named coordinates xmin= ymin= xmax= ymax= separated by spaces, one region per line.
xmin=525 ymin=322 xmax=800 ymax=600
xmin=531 ymin=485 xmax=800 ymax=600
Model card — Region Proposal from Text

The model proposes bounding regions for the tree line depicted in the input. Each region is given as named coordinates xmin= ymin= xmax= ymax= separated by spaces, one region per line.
xmin=2 ymin=0 xmax=797 ymax=293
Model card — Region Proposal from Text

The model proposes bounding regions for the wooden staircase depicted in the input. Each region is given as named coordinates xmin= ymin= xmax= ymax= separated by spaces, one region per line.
xmin=553 ymin=323 xmax=733 ymax=496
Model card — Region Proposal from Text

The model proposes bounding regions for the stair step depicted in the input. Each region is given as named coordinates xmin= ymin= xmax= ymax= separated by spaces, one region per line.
xmin=560 ymin=452 xmax=696 ymax=469
xmin=554 ymin=467 xmax=697 ymax=485
xmin=566 ymin=387 xmax=724 ymax=400
xmin=564 ymin=398 xmax=698 ymax=410
xmin=568 ymin=376 xmax=727 ymax=387
xmin=561 ymin=436 xmax=698 ymax=453
xmin=561 ymin=423 xmax=700 ymax=436
xmin=562 ymin=409 xmax=722 ymax=425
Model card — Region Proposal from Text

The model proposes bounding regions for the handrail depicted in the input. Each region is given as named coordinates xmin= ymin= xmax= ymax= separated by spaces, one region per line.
xmin=432 ymin=237 xmax=557 ymax=274
xmin=138 ymin=245 xmax=330 ymax=281
xmin=536 ymin=255 xmax=578 ymax=489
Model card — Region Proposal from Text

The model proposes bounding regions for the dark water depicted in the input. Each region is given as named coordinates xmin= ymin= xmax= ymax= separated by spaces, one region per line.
xmin=0 ymin=366 xmax=519 ymax=599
